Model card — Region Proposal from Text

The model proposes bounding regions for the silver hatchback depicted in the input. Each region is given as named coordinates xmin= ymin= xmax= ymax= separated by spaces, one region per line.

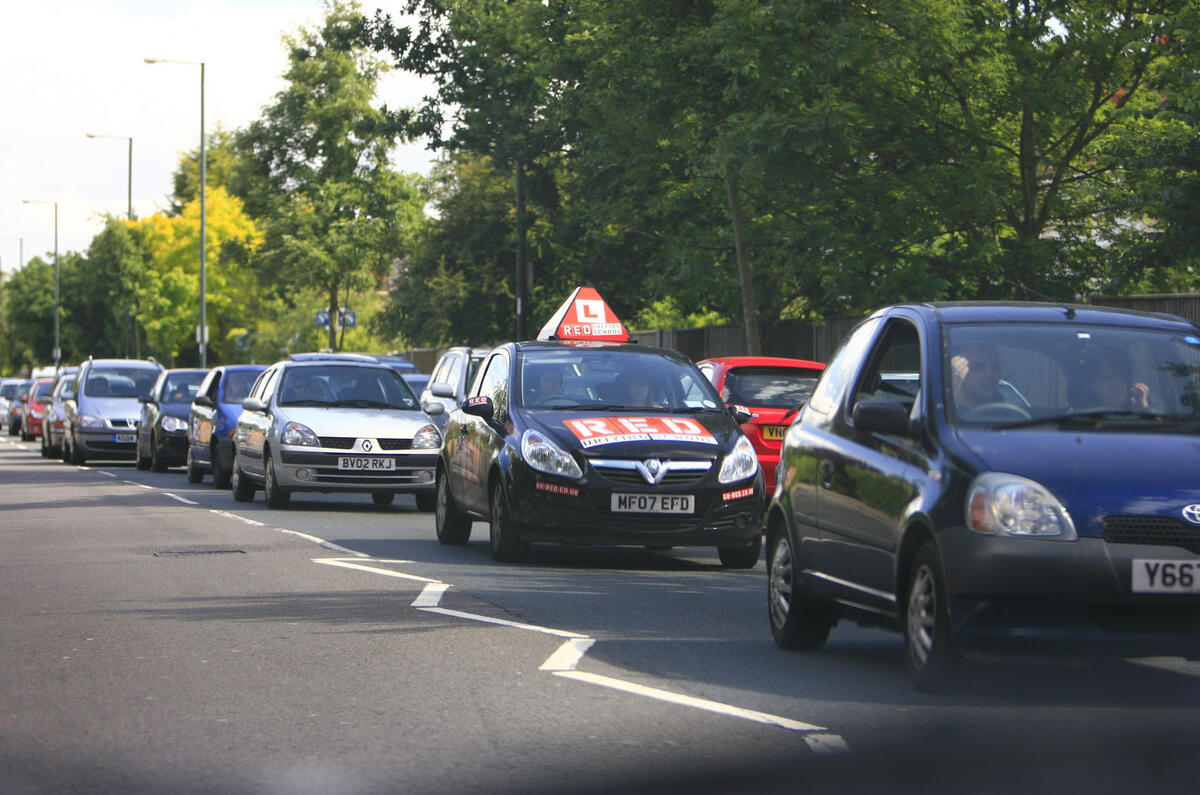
xmin=230 ymin=358 xmax=441 ymax=509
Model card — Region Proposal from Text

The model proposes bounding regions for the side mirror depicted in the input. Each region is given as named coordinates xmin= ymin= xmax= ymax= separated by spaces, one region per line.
xmin=422 ymin=401 xmax=446 ymax=416
xmin=853 ymin=400 xmax=912 ymax=437
xmin=242 ymin=397 xmax=268 ymax=414
xmin=19 ymin=395 xmax=28 ymax=404
xmin=462 ymin=395 xmax=494 ymax=420
xmin=61 ymin=390 xmax=75 ymax=401
xmin=138 ymin=395 xmax=152 ymax=404
xmin=431 ymin=382 xmax=455 ymax=398
xmin=727 ymin=403 xmax=753 ymax=424
xmin=193 ymin=395 xmax=215 ymax=409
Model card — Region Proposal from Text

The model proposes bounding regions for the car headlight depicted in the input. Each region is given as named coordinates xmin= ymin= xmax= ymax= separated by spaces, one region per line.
xmin=161 ymin=416 xmax=187 ymax=432
xmin=280 ymin=421 xmax=320 ymax=447
xmin=966 ymin=472 xmax=1077 ymax=540
xmin=522 ymin=430 xmax=583 ymax=479
xmin=412 ymin=423 xmax=442 ymax=450
xmin=77 ymin=414 xmax=104 ymax=429
xmin=31 ymin=408 xmax=46 ymax=418
xmin=719 ymin=434 xmax=759 ymax=484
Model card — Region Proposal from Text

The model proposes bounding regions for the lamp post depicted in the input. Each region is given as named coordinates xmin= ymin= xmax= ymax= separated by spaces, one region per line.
xmin=20 ymin=201 xmax=59 ymax=367
xmin=85 ymin=133 xmax=134 ymax=220
xmin=145 ymin=56 xmax=206 ymax=367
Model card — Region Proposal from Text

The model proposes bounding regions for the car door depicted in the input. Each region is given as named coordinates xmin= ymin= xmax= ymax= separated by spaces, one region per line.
xmin=457 ymin=350 xmax=511 ymax=514
xmin=813 ymin=314 xmax=928 ymax=612
xmin=190 ymin=368 xmax=221 ymax=466
xmin=239 ymin=366 xmax=278 ymax=478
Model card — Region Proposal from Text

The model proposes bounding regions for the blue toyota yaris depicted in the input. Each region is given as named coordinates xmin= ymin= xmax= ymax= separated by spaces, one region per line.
xmin=766 ymin=302 xmax=1200 ymax=689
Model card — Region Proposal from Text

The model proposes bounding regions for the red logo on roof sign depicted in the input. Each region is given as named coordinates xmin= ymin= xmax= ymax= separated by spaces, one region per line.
xmin=537 ymin=287 xmax=631 ymax=343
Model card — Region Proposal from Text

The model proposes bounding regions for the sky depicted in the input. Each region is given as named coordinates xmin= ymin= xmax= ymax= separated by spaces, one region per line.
xmin=0 ymin=0 xmax=436 ymax=271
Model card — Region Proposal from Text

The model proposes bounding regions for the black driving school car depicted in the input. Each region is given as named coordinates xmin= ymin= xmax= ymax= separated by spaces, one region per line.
xmin=435 ymin=288 xmax=765 ymax=566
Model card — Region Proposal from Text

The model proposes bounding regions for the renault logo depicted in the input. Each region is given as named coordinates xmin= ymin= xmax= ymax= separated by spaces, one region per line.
xmin=361 ymin=440 xmax=373 ymax=452
xmin=1182 ymin=504 xmax=1200 ymax=525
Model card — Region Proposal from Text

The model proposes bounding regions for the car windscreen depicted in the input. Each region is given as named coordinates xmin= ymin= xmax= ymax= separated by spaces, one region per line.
xmin=221 ymin=370 xmax=260 ymax=404
xmin=277 ymin=365 xmax=418 ymax=409
xmin=34 ymin=381 xmax=54 ymax=399
xmin=159 ymin=372 xmax=206 ymax=403
xmin=1 ymin=382 xmax=26 ymax=399
xmin=517 ymin=349 xmax=724 ymax=411
xmin=945 ymin=323 xmax=1200 ymax=426
xmin=721 ymin=366 xmax=824 ymax=409
xmin=86 ymin=368 xmax=159 ymax=399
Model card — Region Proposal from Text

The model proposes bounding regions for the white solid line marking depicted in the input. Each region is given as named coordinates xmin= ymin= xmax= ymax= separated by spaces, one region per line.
xmin=162 ymin=493 xmax=198 ymax=505
xmin=418 ymin=606 xmax=590 ymax=639
xmin=314 ymin=558 xmax=440 ymax=583
xmin=539 ymin=638 xmax=595 ymax=672
xmin=209 ymin=509 xmax=265 ymax=527
xmin=412 ymin=582 xmax=450 ymax=607
xmin=554 ymin=670 xmax=827 ymax=733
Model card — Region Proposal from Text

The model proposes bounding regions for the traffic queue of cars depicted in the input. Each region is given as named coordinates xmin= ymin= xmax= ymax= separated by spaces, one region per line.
xmin=7 ymin=292 xmax=1200 ymax=688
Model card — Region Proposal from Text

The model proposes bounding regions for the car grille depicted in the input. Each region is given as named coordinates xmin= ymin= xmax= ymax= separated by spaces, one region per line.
xmin=318 ymin=436 xmax=413 ymax=450
xmin=1102 ymin=516 xmax=1200 ymax=555
xmin=589 ymin=459 xmax=712 ymax=488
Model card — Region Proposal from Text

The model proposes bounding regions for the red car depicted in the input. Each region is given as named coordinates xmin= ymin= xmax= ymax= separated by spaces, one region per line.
xmin=19 ymin=378 xmax=54 ymax=441
xmin=697 ymin=356 xmax=825 ymax=495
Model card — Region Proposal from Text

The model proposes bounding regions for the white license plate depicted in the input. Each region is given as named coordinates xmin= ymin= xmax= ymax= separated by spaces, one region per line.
xmin=337 ymin=456 xmax=395 ymax=471
xmin=112 ymin=433 xmax=136 ymax=443
xmin=1131 ymin=559 xmax=1200 ymax=593
xmin=610 ymin=493 xmax=693 ymax=514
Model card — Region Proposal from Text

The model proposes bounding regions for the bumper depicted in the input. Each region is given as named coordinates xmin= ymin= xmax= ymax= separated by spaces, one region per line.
xmin=277 ymin=449 xmax=438 ymax=493
xmin=75 ymin=428 xmax=138 ymax=459
xmin=155 ymin=430 xmax=189 ymax=465
xmin=510 ymin=472 xmax=764 ymax=548
xmin=940 ymin=527 xmax=1200 ymax=658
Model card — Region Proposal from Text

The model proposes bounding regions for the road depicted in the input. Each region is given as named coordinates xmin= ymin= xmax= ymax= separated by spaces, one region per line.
xmin=3 ymin=435 xmax=1200 ymax=794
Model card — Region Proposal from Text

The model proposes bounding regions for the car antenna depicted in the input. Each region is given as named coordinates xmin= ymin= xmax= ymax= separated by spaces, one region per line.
xmin=1000 ymin=277 xmax=1073 ymax=316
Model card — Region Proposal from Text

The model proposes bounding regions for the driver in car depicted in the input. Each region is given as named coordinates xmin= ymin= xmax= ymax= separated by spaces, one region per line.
xmin=951 ymin=340 xmax=1009 ymax=413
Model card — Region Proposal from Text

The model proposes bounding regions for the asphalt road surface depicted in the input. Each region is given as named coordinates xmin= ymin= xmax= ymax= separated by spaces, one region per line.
xmin=3 ymin=435 xmax=1200 ymax=794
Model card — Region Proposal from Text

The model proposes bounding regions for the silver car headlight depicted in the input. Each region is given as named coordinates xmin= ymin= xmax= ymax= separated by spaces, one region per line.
xmin=718 ymin=434 xmax=759 ymax=484
xmin=522 ymin=430 xmax=583 ymax=479
xmin=281 ymin=421 xmax=320 ymax=447
xmin=412 ymin=423 xmax=442 ymax=450
xmin=77 ymin=414 xmax=104 ymax=429
xmin=161 ymin=416 xmax=187 ymax=432
xmin=966 ymin=472 xmax=1077 ymax=540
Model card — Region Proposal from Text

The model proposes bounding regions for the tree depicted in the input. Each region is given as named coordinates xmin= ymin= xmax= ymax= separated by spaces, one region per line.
xmin=239 ymin=0 xmax=424 ymax=351
xmin=61 ymin=217 xmax=149 ymax=360
xmin=1 ymin=256 xmax=56 ymax=370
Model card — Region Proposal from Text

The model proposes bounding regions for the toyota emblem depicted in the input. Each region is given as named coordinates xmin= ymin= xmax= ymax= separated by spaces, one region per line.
xmin=1182 ymin=504 xmax=1200 ymax=525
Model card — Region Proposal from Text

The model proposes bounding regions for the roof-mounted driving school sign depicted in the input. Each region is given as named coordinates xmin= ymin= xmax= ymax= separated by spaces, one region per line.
xmin=536 ymin=286 xmax=632 ymax=343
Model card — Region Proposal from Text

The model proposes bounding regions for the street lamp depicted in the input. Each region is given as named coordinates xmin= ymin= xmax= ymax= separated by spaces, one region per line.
xmin=20 ymin=201 xmax=59 ymax=367
xmin=85 ymin=133 xmax=134 ymax=220
xmin=145 ymin=56 xmax=206 ymax=367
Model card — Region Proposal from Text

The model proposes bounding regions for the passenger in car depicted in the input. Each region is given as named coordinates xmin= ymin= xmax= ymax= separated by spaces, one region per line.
xmin=1080 ymin=347 xmax=1150 ymax=411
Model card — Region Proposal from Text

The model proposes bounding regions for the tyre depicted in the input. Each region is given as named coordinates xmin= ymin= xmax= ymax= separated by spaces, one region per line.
xmin=150 ymin=436 xmax=168 ymax=473
xmin=211 ymin=444 xmax=231 ymax=490
xmin=60 ymin=435 xmax=71 ymax=463
xmin=414 ymin=491 xmax=436 ymax=513
xmin=263 ymin=455 xmax=290 ymax=509
xmin=904 ymin=539 xmax=960 ymax=691
xmin=372 ymin=492 xmax=395 ymax=507
xmin=489 ymin=482 xmax=527 ymax=562
xmin=767 ymin=525 xmax=833 ymax=651
xmin=40 ymin=433 xmax=49 ymax=457
xmin=185 ymin=448 xmax=204 ymax=484
xmin=435 ymin=470 xmax=472 ymax=545
xmin=231 ymin=451 xmax=255 ymax=502
xmin=718 ymin=535 xmax=763 ymax=569
xmin=135 ymin=434 xmax=151 ymax=470
xmin=69 ymin=435 xmax=86 ymax=466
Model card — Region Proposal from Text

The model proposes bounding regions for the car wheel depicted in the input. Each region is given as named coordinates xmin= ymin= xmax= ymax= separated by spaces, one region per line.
xmin=435 ymin=470 xmax=472 ymax=545
xmin=69 ymin=435 xmax=86 ymax=466
xmin=150 ymin=435 xmax=168 ymax=473
xmin=767 ymin=525 xmax=833 ymax=651
xmin=211 ymin=443 xmax=231 ymax=490
xmin=905 ymin=539 xmax=960 ymax=691
xmin=40 ymin=433 xmax=49 ymax=457
xmin=135 ymin=434 xmax=151 ymax=470
xmin=372 ymin=492 xmax=395 ymax=507
xmin=185 ymin=448 xmax=204 ymax=484
xmin=263 ymin=454 xmax=290 ymax=509
xmin=718 ymin=535 xmax=762 ymax=569
xmin=489 ymin=482 xmax=527 ymax=563
xmin=231 ymin=450 xmax=254 ymax=502
xmin=60 ymin=435 xmax=71 ymax=463
xmin=414 ymin=491 xmax=436 ymax=513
